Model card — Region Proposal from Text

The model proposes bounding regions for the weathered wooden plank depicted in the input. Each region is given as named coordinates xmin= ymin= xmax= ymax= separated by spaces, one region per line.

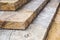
xmin=0 ymin=0 xmax=59 ymax=40
xmin=0 ymin=0 xmax=30 ymax=11
xmin=46 ymin=6 xmax=60 ymax=40
xmin=7 ymin=1 xmax=59 ymax=40
xmin=0 ymin=0 xmax=49 ymax=29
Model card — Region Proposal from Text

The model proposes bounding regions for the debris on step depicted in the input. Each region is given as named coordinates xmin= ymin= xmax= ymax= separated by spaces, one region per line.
xmin=0 ymin=0 xmax=49 ymax=29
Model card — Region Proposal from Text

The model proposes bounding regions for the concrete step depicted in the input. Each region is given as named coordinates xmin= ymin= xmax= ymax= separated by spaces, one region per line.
xmin=0 ymin=0 xmax=30 ymax=11
xmin=0 ymin=0 xmax=59 ymax=40
xmin=0 ymin=0 xmax=49 ymax=29
xmin=46 ymin=5 xmax=60 ymax=40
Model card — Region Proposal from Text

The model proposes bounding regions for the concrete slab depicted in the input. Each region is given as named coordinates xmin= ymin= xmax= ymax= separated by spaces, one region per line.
xmin=0 ymin=0 xmax=30 ymax=11
xmin=0 ymin=0 xmax=48 ymax=29
xmin=0 ymin=0 xmax=59 ymax=40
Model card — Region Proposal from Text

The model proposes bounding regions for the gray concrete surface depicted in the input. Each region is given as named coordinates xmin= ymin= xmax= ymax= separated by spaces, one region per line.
xmin=0 ymin=0 xmax=59 ymax=40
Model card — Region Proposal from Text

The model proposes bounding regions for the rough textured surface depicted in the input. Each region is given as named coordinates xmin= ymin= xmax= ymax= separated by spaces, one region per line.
xmin=0 ymin=0 xmax=48 ymax=29
xmin=0 ymin=0 xmax=30 ymax=11
xmin=0 ymin=0 xmax=59 ymax=40
xmin=46 ymin=6 xmax=60 ymax=40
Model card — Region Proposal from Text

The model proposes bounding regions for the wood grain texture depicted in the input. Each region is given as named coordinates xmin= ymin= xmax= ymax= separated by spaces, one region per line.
xmin=0 ymin=0 xmax=49 ymax=29
xmin=0 ymin=0 xmax=59 ymax=40
xmin=1 ymin=0 xmax=60 ymax=40
xmin=0 ymin=0 xmax=30 ymax=11
xmin=46 ymin=5 xmax=60 ymax=40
